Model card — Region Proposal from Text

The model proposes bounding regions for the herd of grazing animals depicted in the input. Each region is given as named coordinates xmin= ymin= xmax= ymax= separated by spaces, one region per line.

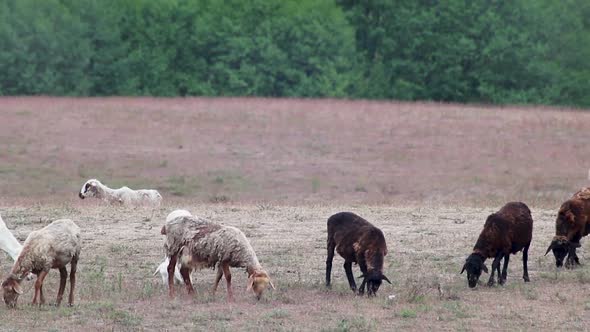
xmin=1 ymin=177 xmax=590 ymax=308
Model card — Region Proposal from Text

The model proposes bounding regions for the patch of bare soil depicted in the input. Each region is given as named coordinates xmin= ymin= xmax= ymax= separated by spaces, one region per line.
xmin=0 ymin=203 xmax=588 ymax=331
xmin=0 ymin=97 xmax=589 ymax=206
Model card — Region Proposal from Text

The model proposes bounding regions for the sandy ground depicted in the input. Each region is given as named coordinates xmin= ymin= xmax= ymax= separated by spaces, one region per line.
xmin=0 ymin=202 xmax=588 ymax=331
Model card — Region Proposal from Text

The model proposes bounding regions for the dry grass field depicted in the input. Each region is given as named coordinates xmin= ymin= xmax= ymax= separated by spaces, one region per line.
xmin=1 ymin=97 xmax=589 ymax=206
xmin=1 ymin=97 xmax=590 ymax=331
xmin=0 ymin=203 xmax=589 ymax=332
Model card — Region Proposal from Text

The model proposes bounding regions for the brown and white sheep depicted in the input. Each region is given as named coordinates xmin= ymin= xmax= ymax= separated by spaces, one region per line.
xmin=461 ymin=202 xmax=533 ymax=288
xmin=2 ymin=219 xmax=81 ymax=307
xmin=162 ymin=215 xmax=274 ymax=300
xmin=325 ymin=212 xmax=391 ymax=296
xmin=545 ymin=194 xmax=590 ymax=268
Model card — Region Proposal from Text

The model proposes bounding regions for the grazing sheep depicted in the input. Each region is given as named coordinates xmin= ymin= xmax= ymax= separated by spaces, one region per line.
xmin=162 ymin=215 xmax=274 ymax=300
xmin=2 ymin=219 xmax=81 ymax=308
xmin=153 ymin=209 xmax=192 ymax=284
xmin=545 ymin=195 xmax=590 ymax=268
xmin=0 ymin=214 xmax=22 ymax=261
xmin=78 ymin=179 xmax=162 ymax=206
xmin=325 ymin=212 xmax=391 ymax=296
xmin=461 ymin=202 xmax=533 ymax=288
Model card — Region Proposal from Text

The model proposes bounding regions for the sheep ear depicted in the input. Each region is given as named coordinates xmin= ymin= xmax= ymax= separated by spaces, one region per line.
xmin=13 ymin=282 xmax=23 ymax=295
xmin=545 ymin=243 xmax=555 ymax=256
xmin=481 ymin=264 xmax=488 ymax=274
xmin=246 ymin=275 xmax=254 ymax=292
xmin=381 ymin=275 xmax=392 ymax=284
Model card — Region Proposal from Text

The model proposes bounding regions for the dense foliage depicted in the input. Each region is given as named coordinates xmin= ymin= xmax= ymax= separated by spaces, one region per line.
xmin=0 ymin=0 xmax=589 ymax=107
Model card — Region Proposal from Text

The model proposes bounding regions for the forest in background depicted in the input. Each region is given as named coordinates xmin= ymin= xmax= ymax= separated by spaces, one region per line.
xmin=1 ymin=0 xmax=589 ymax=107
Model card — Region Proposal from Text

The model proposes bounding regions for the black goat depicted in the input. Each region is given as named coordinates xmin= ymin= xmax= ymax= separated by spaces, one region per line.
xmin=325 ymin=212 xmax=391 ymax=296
xmin=461 ymin=202 xmax=533 ymax=288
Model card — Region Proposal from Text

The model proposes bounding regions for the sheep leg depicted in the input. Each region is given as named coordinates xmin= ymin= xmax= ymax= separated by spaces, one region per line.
xmin=343 ymin=261 xmax=357 ymax=292
xmin=357 ymin=261 xmax=369 ymax=295
xmin=32 ymin=270 xmax=48 ymax=305
xmin=56 ymin=267 xmax=68 ymax=306
xmin=167 ymin=253 xmax=178 ymax=298
xmin=212 ymin=266 xmax=224 ymax=294
xmin=565 ymin=248 xmax=580 ymax=269
xmin=358 ymin=278 xmax=367 ymax=295
xmin=180 ymin=266 xmax=194 ymax=295
xmin=68 ymin=257 xmax=78 ymax=306
xmin=499 ymin=254 xmax=509 ymax=285
xmin=487 ymin=252 xmax=502 ymax=287
xmin=221 ymin=262 xmax=233 ymax=301
xmin=39 ymin=282 xmax=46 ymax=305
xmin=522 ymin=245 xmax=530 ymax=282
xmin=325 ymin=241 xmax=336 ymax=288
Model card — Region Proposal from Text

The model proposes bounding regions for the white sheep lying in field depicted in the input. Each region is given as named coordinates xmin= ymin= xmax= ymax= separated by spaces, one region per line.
xmin=162 ymin=215 xmax=274 ymax=300
xmin=0 ymin=214 xmax=22 ymax=261
xmin=153 ymin=209 xmax=192 ymax=285
xmin=2 ymin=219 xmax=81 ymax=308
xmin=79 ymin=179 xmax=162 ymax=206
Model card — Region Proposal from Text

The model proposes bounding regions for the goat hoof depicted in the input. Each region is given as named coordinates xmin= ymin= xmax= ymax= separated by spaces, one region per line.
xmin=487 ymin=281 xmax=495 ymax=287
xmin=523 ymin=276 xmax=530 ymax=282
xmin=498 ymin=279 xmax=505 ymax=286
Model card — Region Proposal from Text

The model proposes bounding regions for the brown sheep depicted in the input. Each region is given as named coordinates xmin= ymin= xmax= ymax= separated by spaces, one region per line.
xmin=325 ymin=212 xmax=391 ymax=296
xmin=545 ymin=195 xmax=590 ymax=268
xmin=461 ymin=202 xmax=533 ymax=288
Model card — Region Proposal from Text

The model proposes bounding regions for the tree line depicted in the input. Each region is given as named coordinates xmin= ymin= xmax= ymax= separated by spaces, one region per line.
xmin=0 ymin=0 xmax=589 ymax=107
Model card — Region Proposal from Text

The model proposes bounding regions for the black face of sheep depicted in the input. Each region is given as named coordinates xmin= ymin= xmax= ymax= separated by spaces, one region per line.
xmin=545 ymin=239 xmax=578 ymax=268
xmin=359 ymin=272 xmax=391 ymax=296
xmin=553 ymin=247 xmax=568 ymax=268
xmin=461 ymin=254 xmax=488 ymax=288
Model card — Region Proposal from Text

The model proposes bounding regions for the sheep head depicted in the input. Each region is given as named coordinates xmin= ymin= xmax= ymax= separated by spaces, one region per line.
xmin=247 ymin=270 xmax=275 ymax=300
xmin=79 ymin=179 xmax=100 ymax=199
xmin=2 ymin=276 xmax=23 ymax=308
xmin=545 ymin=236 xmax=576 ymax=268
xmin=359 ymin=271 xmax=391 ymax=296
xmin=461 ymin=253 xmax=488 ymax=288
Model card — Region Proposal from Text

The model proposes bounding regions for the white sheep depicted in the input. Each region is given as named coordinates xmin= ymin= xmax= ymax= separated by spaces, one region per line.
xmin=78 ymin=179 xmax=162 ymax=206
xmin=162 ymin=215 xmax=275 ymax=300
xmin=2 ymin=219 xmax=81 ymax=308
xmin=0 ymin=214 xmax=22 ymax=261
xmin=153 ymin=209 xmax=192 ymax=285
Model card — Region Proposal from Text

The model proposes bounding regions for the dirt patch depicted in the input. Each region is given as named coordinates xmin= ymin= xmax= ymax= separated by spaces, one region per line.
xmin=0 ymin=202 xmax=588 ymax=331
xmin=1 ymin=97 xmax=589 ymax=206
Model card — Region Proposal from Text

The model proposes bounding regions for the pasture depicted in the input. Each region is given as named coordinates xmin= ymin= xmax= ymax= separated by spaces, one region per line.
xmin=0 ymin=204 xmax=588 ymax=331
xmin=1 ymin=97 xmax=590 ymax=331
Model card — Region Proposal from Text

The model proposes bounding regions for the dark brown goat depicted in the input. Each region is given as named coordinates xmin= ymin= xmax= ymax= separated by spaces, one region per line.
xmin=545 ymin=194 xmax=590 ymax=268
xmin=461 ymin=202 xmax=533 ymax=288
xmin=325 ymin=212 xmax=391 ymax=296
